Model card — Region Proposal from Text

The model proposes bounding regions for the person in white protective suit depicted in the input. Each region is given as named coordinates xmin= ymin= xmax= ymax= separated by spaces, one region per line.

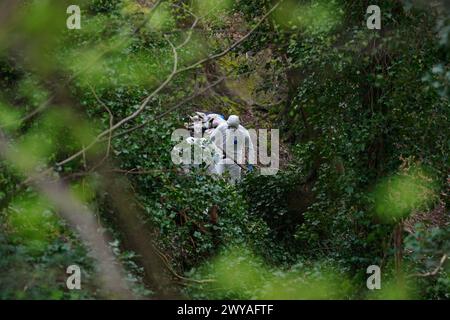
xmin=202 ymin=117 xmax=223 ymax=175
xmin=210 ymin=115 xmax=256 ymax=184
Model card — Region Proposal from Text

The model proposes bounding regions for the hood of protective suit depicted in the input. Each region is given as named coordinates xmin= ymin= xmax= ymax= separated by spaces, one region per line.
xmin=227 ymin=115 xmax=240 ymax=129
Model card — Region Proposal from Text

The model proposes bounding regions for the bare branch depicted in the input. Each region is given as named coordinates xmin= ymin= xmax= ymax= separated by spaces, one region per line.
xmin=55 ymin=37 xmax=178 ymax=168
xmin=0 ymin=0 xmax=165 ymax=129
xmin=412 ymin=254 xmax=448 ymax=277
xmin=88 ymin=84 xmax=114 ymax=170
xmin=176 ymin=16 xmax=199 ymax=50
xmin=29 ymin=1 xmax=282 ymax=172
xmin=0 ymin=133 xmax=134 ymax=299
xmin=111 ymin=75 xmax=226 ymax=139
xmin=174 ymin=1 xmax=282 ymax=75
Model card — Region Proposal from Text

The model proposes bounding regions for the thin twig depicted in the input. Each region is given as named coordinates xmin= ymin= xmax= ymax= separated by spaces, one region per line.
xmin=0 ymin=0 xmax=165 ymax=129
xmin=110 ymin=75 xmax=226 ymax=140
xmin=55 ymin=37 xmax=178 ymax=168
xmin=174 ymin=1 xmax=282 ymax=75
xmin=153 ymin=243 xmax=215 ymax=284
xmin=88 ymin=84 xmax=114 ymax=171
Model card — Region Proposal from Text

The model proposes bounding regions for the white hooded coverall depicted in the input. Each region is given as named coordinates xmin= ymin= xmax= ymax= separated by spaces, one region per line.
xmin=210 ymin=117 xmax=255 ymax=183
